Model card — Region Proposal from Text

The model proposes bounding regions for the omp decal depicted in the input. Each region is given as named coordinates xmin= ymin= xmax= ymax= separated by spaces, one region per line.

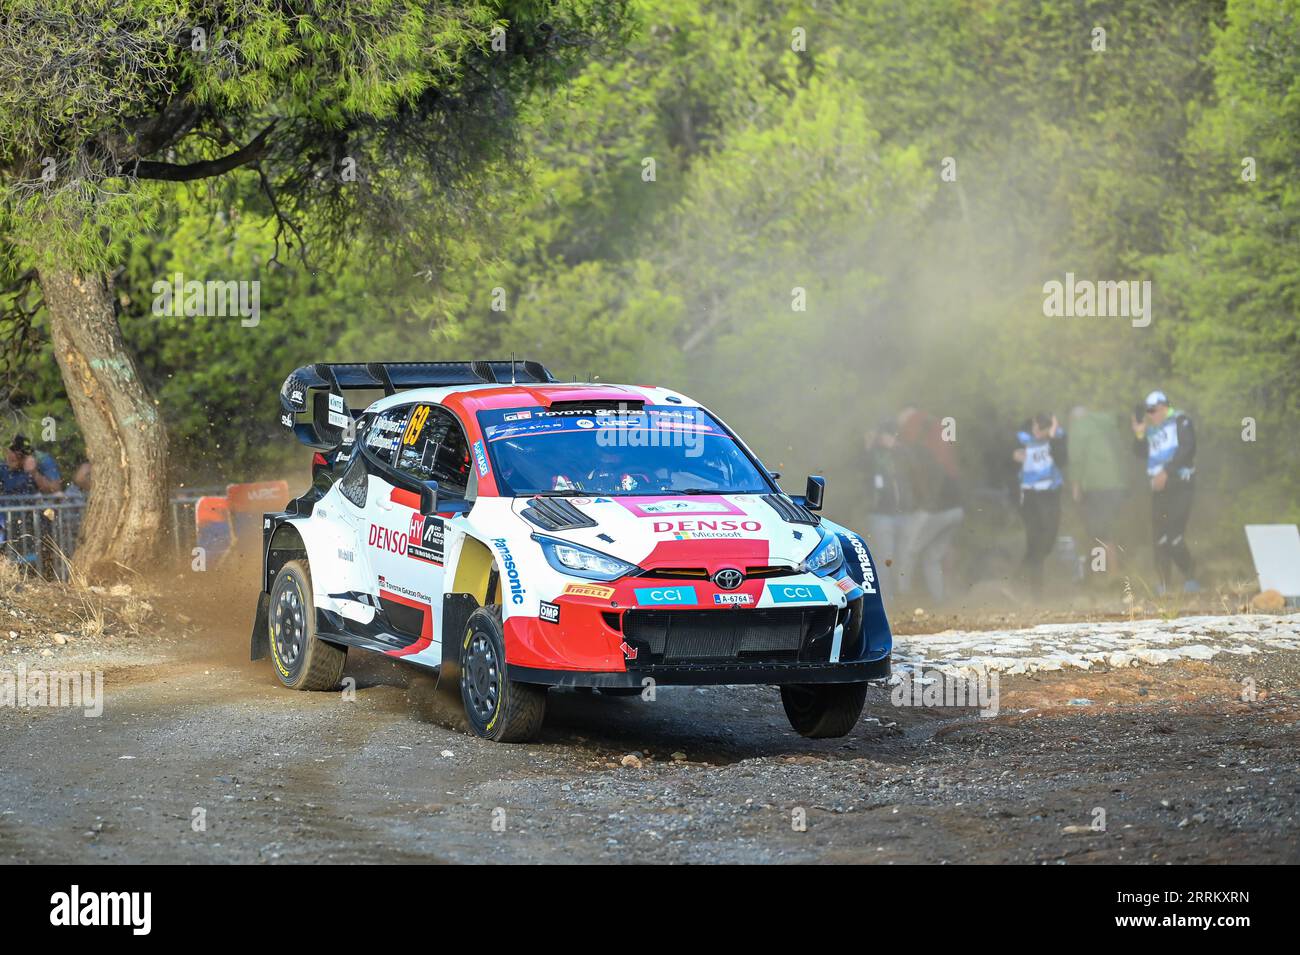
xmin=408 ymin=514 xmax=445 ymax=565
xmin=653 ymin=519 xmax=761 ymax=539
xmin=622 ymin=496 xmax=744 ymax=518
xmin=491 ymin=538 xmax=526 ymax=605
xmin=768 ymin=583 xmax=827 ymax=604
xmin=634 ymin=585 xmax=697 ymax=606
xmin=564 ymin=583 xmax=615 ymax=599
xmin=473 ymin=440 xmax=490 ymax=476
xmin=539 ymin=601 xmax=560 ymax=624
xmin=713 ymin=592 xmax=753 ymax=606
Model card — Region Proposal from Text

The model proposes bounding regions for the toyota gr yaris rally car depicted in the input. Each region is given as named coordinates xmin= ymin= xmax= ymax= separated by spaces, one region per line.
xmin=250 ymin=361 xmax=891 ymax=742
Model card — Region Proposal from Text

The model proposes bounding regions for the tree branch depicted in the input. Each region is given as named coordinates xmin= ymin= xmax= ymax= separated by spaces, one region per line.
xmin=123 ymin=122 xmax=277 ymax=181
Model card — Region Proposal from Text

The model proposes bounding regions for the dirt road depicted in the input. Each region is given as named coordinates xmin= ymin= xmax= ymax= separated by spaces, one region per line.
xmin=3 ymin=587 xmax=1298 ymax=862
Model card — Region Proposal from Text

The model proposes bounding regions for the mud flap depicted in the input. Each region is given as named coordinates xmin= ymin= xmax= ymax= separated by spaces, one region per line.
xmin=436 ymin=593 xmax=479 ymax=704
xmin=249 ymin=591 xmax=270 ymax=661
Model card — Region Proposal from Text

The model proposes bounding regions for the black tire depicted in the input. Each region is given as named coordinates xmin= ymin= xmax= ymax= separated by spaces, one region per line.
xmin=780 ymin=682 xmax=868 ymax=738
xmin=268 ymin=559 xmax=347 ymax=691
xmin=459 ymin=605 xmax=546 ymax=742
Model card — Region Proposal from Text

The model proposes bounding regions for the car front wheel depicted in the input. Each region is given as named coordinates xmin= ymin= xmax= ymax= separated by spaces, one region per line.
xmin=459 ymin=605 xmax=546 ymax=742
xmin=780 ymin=682 xmax=868 ymax=738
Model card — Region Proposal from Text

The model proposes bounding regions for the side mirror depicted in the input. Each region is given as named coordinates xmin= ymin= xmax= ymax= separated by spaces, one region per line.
xmin=768 ymin=470 xmax=782 ymax=481
xmin=804 ymin=475 xmax=825 ymax=511
xmin=419 ymin=481 xmax=440 ymax=516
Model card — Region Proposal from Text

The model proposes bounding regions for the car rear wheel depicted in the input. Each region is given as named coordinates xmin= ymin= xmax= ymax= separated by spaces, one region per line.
xmin=780 ymin=682 xmax=868 ymax=738
xmin=459 ymin=605 xmax=546 ymax=742
xmin=268 ymin=559 xmax=347 ymax=690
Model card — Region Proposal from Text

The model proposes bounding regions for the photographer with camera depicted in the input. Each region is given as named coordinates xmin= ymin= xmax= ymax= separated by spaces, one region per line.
xmin=1 ymin=434 xmax=62 ymax=496
xmin=1132 ymin=390 xmax=1200 ymax=595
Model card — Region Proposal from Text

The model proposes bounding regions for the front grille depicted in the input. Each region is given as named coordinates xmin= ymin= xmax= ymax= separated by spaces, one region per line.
xmin=621 ymin=607 xmax=837 ymax=666
xmin=638 ymin=564 xmax=798 ymax=580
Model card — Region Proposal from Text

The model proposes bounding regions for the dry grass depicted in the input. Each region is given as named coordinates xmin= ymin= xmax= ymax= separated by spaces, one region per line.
xmin=0 ymin=555 xmax=24 ymax=597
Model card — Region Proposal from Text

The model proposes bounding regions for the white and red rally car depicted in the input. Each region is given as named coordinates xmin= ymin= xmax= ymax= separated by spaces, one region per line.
xmin=251 ymin=361 xmax=891 ymax=741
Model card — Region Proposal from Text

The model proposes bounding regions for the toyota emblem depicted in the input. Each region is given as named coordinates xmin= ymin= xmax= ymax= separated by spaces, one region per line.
xmin=713 ymin=568 xmax=744 ymax=591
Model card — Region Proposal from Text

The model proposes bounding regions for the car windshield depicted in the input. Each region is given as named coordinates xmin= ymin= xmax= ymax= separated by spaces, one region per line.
xmin=477 ymin=404 xmax=773 ymax=496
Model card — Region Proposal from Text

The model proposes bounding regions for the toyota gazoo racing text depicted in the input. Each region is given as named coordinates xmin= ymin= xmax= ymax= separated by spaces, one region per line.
xmin=250 ymin=361 xmax=892 ymax=742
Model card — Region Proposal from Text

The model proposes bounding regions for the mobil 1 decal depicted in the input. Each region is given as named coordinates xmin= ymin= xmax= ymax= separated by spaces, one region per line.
xmin=408 ymin=513 xmax=445 ymax=565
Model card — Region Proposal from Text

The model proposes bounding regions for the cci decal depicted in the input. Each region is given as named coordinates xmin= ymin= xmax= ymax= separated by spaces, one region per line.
xmin=768 ymin=583 xmax=826 ymax=604
xmin=634 ymin=585 xmax=697 ymax=606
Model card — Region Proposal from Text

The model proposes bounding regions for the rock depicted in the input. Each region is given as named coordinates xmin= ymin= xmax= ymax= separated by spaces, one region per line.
xmin=1251 ymin=589 xmax=1286 ymax=613
xmin=620 ymin=754 xmax=642 ymax=769
xmin=40 ymin=649 xmax=52 ymax=657
xmin=671 ymin=751 xmax=687 ymax=762
xmin=1061 ymin=825 xmax=1091 ymax=834
xmin=52 ymin=634 xmax=67 ymax=646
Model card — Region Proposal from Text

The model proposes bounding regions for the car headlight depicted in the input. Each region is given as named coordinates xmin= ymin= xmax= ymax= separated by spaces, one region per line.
xmin=800 ymin=532 xmax=844 ymax=575
xmin=534 ymin=535 xmax=638 ymax=581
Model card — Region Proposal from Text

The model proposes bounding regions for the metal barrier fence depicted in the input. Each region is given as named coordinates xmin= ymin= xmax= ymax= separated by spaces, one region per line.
xmin=0 ymin=489 xmax=228 ymax=581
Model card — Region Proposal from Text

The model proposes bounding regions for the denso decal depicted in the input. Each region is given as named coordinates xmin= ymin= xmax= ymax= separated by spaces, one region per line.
xmin=768 ymin=583 xmax=827 ymax=604
xmin=473 ymin=440 xmax=490 ymax=476
xmin=634 ymin=585 xmax=697 ymax=606
xmin=491 ymin=538 xmax=526 ymax=605
xmin=652 ymin=519 xmax=761 ymax=540
xmin=368 ymin=524 xmax=407 ymax=554
xmin=564 ymin=583 xmax=615 ymax=600
xmin=845 ymin=534 xmax=877 ymax=594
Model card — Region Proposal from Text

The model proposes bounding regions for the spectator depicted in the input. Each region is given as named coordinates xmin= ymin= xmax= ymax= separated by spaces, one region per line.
xmin=1067 ymin=406 xmax=1126 ymax=575
xmin=1132 ymin=390 xmax=1199 ymax=594
xmin=1 ymin=434 xmax=61 ymax=495
xmin=1014 ymin=412 xmax=1067 ymax=595
xmin=863 ymin=419 xmax=918 ymax=597
xmin=64 ymin=461 xmax=92 ymax=500
xmin=898 ymin=408 xmax=964 ymax=603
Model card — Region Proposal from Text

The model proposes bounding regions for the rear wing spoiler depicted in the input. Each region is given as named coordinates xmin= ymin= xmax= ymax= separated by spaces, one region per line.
xmin=278 ymin=360 xmax=556 ymax=450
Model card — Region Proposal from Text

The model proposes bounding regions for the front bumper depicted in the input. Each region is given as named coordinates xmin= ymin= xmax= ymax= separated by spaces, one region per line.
xmin=509 ymin=653 xmax=891 ymax=688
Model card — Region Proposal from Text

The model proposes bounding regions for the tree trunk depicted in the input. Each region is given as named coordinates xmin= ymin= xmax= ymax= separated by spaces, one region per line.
xmin=37 ymin=267 xmax=169 ymax=580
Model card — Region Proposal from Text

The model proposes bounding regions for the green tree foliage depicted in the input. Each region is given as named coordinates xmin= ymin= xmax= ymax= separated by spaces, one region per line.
xmin=6 ymin=0 xmax=1297 ymax=577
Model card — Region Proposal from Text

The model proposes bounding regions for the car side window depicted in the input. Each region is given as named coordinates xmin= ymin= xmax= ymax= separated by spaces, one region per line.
xmin=364 ymin=407 xmax=408 ymax=465
xmin=394 ymin=404 xmax=470 ymax=497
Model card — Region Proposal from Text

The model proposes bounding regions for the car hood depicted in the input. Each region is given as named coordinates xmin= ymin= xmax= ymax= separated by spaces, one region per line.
xmin=509 ymin=493 xmax=821 ymax=569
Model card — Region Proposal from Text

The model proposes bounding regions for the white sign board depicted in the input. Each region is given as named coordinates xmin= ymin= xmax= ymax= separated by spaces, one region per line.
xmin=1244 ymin=524 xmax=1300 ymax=597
